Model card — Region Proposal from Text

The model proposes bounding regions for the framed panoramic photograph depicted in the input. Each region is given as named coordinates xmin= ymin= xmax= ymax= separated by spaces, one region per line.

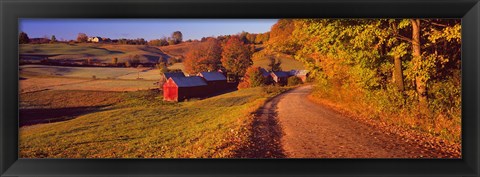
xmin=1 ymin=0 xmax=479 ymax=176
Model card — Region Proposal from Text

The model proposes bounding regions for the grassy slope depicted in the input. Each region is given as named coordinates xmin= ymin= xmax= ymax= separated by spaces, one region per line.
xmin=159 ymin=42 xmax=199 ymax=58
xmin=159 ymin=42 xmax=198 ymax=72
xmin=20 ymin=43 xmax=167 ymax=63
xmin=19 ymin=87 xmax=284 ymax=158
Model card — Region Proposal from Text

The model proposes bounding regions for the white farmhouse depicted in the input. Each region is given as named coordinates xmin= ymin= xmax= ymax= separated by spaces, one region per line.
xmin=87 ymin=36 xmax=103 ymax=43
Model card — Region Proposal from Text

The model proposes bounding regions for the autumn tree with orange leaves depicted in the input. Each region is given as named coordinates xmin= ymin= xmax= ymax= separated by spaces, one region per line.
xmin=238 ymin=66 xmax=266 ymax=89
xmin=265 ymin=19 xmax=299 ymax=55
xmin=183 ymin=38 xmax=222 ymax=75
xmin=221 ymin=36 xmax=254 ymax=81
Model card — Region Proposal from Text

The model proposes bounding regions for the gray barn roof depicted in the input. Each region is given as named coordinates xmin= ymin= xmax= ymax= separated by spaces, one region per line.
xmin=164 ymin=72 xmax=185 ymax=79
xmin=170 ymin=76 xmax=207 ymax=87
xmin=259 ymin=68 xmax=271 ymax=77
xmin=198 ymin=72 xmax=227 ymax=81
xmin=289 ymin=70 xmax=309 ymax=76
xmin=271 ymin=71 xmax=290 ymax=78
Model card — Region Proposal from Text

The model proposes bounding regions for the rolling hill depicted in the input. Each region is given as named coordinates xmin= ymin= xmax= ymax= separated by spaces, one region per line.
xmin=19 ymin=87 xmax=289 ymax=158
xmin=20 ymin=43 xmax=170 ymax=64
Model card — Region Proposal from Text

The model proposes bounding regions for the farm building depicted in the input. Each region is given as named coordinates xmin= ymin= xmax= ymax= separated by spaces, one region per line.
xmin=87 ymin=36 xmax=103 ymax=43
xmin=271 ymin=71 xmax=291 ymax=85
xmin=289 ymin=70 xmax=309 ymax=82
xmin=163 ymin=76 xmax=208 ymax=102
xmin=159 ymin=72 xmax=186 ymax=88
xmin=259 ymin=68 xmax=273 ymax=84
xmin=198 ymin=71 xmax=228 ymax=91
xmin=163 ymin=72 xmax=186 ymax=80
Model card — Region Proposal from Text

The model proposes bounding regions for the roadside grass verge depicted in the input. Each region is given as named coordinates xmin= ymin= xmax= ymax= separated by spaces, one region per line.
xmin=19 ymin=86 xmax=288 ymax=158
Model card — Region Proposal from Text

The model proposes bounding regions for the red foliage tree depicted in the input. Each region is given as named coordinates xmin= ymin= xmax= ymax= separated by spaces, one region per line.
xmin=184 ymin=38 xmax=222 ymax=74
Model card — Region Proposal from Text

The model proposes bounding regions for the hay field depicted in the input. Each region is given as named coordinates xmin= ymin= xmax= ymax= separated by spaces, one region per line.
xmin=20 ymin=43 xmax=169 ymax=63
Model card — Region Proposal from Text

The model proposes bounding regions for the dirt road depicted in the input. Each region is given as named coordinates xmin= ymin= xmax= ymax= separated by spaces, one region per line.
xmin=239 ymin=85 xmax=452 ymax=158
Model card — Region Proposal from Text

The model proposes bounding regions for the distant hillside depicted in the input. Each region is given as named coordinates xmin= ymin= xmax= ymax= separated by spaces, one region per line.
xmin=159 ymin=41 xmax=200 ymax=58
xmin=20 ymin=43 xmax=170 ymax=64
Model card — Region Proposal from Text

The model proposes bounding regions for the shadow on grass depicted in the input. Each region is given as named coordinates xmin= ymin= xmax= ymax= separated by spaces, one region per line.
xmin=205 ymin=87 xmax=238 ymax=98
xmin=233 ymin=94 xmax=287 ymax=158
xmin=19 ymin=106 xmax=107 ymax=127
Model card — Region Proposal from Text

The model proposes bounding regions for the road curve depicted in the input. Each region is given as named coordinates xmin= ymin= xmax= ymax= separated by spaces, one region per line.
xmin=239 ymin=85 xmax=450 ymax=158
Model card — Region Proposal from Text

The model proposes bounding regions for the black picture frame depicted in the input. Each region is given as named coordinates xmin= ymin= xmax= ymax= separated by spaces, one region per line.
xmin=1 ymin=0 xmax=479 ymax=176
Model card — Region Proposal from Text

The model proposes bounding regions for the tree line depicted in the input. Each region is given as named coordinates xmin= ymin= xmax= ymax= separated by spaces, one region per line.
xmin=183 ymin=36 xmax=255 ymax=81
xmin=19 ymin=31 xmax=184 ymax=46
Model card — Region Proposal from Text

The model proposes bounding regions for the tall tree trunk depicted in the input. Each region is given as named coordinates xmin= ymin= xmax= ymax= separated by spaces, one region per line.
xmin=393 ymin=55 xmax=404 ymax=91
xmin=411 ymin=19 xmax=427 ymax=106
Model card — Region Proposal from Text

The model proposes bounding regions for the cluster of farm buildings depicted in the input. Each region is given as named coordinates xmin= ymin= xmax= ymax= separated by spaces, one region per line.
xmin=161 ymin=68 xmax=309 ymax=102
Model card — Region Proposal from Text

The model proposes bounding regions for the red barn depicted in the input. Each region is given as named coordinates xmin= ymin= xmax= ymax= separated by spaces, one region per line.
xmin=163 ymin=76 xmax=208 ymax=102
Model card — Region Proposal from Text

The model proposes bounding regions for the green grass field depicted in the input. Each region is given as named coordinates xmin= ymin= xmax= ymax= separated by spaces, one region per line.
xmin=19 ymin=87 xmax=288 ymax=158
